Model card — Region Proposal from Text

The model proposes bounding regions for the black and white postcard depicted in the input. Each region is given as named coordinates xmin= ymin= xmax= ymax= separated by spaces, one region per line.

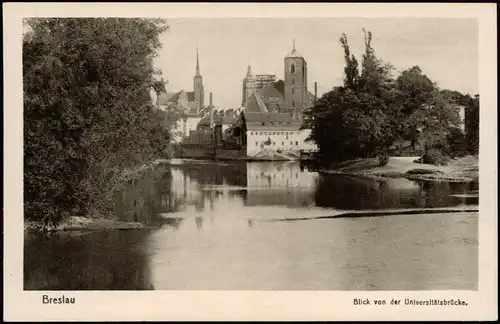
xmin=3 ymin=2 xmax=497 ymax=321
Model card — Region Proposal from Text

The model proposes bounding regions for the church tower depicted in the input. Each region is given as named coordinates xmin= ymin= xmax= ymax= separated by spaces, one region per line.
xmin=242 ymin=65 xmax=256 ymax=107
xmin=284 ymin=40 xmax=308 ymax=119
xmin=193 ymin=46 xmax=205 ymax=112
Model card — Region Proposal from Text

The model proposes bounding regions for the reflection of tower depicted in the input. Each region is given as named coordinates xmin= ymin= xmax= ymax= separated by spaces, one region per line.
xmin=183 ymin=172 xmax=187 ymax=201
xmin=195 ymin=190 xmax=205 ymax=212
xmin=195 ymin=216 xmax=204 ymax=231
xmin=209 ymin=191 xmax=215 ymax=210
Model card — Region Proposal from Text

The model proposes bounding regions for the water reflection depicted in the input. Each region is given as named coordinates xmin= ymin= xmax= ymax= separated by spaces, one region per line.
xmin=163 ymin=161 xmax=478 ymax=217
xmin=24 ymin=230 xmax=154 ymax=290
xmin=24 ymin=160 xmax=479 ymax=290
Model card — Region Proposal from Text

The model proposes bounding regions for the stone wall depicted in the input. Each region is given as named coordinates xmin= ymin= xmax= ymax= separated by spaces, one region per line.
xmin=179 ymin=146 xmax=215 ymax=159
xmin=215 ymin=148 xmax=247 ymax=160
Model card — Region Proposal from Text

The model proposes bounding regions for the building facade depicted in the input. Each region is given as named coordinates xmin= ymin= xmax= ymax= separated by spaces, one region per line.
xmin=240 ymin=111 xmax=317 ymax=157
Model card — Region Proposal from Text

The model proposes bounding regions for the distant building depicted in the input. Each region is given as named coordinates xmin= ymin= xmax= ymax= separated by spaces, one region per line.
xmin=156 ymin=48 xmax=206 ymax=141
xmin=241 ymin=41 xmax=316 ymax=119
xmin=180 ymin=42 xmax=318 ymax=159
xmin=255 ymin=74 xmax=277 ymax=92
xmin=197 ymin=107 xmax=243 ymax=147
xmin=219 ymin=109 xmax=316 ymax=158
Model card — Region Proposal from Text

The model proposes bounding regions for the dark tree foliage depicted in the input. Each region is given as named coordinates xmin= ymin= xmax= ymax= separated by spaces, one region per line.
xmin=304 ymin=29 xmax=398 ymax=164
xmin=24 ymin=18 xmax=177 ymax=225
xmin=464 ymin=94 xmax=479 ymax=155
xmin=303 ymin=29 xmax=468 ymax=166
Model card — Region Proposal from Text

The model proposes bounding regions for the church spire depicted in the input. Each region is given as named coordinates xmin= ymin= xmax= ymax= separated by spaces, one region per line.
xmin=196 ymin=45 xmax=200 ymax=76
xmin=286 ymin=38 xmax=302 ymax=58
xmin=246 ymin=65 xmax=253 ymax=78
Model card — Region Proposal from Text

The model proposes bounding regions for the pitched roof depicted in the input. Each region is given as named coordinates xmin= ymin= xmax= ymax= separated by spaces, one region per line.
xmin=244 ymin=92 xmax=268 ymax=113
xmin=157 ymin=91 xmax=181 ymax=106
xmin=157 ymin=90 xmax=197 ymax=106
xmin=306 ymin=91 xmax=316 ymax=106
xmin=243 ymin=111 xmax=294 ymax=123
xmin=286 ymin=48 xmax=302 ymax=59
xmin=259 ymin=80 xmax=285 ymax=99
xmin=243 ymin=111 xmax=301 ymax=131
xmin=197 ymin=115 xmax=211 ymax=127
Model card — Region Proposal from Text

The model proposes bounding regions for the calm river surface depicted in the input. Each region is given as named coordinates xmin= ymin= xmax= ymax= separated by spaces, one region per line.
xmin=24 ymin=160 xmax=478 ymax=290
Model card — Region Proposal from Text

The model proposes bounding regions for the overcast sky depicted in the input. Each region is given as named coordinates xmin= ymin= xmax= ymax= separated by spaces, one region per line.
xmin=154 ymin=18 xmax=478 ymax=109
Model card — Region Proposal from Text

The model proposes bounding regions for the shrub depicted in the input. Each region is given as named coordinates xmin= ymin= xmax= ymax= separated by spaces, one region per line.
xmin=378 ymin=155 xmax=390 ymax=166
xmin=406 ymin=168 xmax=444 ymax=175
xmin=422 ymin=149 xmax=448 ymax=166
xmin=447 ymin=127 xmax=468 ymax=157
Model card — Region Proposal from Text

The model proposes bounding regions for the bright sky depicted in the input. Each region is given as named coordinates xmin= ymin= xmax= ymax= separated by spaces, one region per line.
xmin=155 ymin=18 xmax=478 ymax=110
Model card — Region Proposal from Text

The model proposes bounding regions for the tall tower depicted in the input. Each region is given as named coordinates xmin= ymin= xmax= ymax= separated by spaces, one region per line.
xmin=242 ymin=65 xmax=256 ymax=107
xmin=284 ymin=40 xmax=308 ymax=119
xmin=193 ymin=46 xmax=205 ymax=112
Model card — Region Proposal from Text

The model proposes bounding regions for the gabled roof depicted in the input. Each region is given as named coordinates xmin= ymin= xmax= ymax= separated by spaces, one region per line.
xmin=157 ymin=91 xmax=181 ymax=106
xmin=259 ymin=80 xmax=285 ymax=99
xmin=243 ymin=111 xmax=302 ymax=131
xmin=244 ymin=92 xmax=268 ymax=113
xmin=243 ymin=111 xmax=294 ymax=123
xmin=157 ymin=90 xmax=197 ymax=106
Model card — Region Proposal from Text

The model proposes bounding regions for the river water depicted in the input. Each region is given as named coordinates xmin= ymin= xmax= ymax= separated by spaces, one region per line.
xmin=24 ymin=160 xmax=478 ymax=290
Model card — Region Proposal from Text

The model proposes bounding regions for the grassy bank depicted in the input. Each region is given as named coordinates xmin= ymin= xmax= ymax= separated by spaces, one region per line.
xmin=320 ymin=155 xmax=479 ymax=183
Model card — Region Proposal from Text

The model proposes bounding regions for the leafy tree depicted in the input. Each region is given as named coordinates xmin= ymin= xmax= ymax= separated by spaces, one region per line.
xmin=465 ymin=94 xmax=479 ymax=155
xmin=304 ymin=30 xmax=465 ymax=166
xmin=23 ymin=18 xmax=176 ymax=226
xmin=394 ymin=66 xmax=461 ymax=155
xmin=152 ymin=77 xmax=168 ymax=108
xmin=304 ymin=30 xmax=397 ymax=164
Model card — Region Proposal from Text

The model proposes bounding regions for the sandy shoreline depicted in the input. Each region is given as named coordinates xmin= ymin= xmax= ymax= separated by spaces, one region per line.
xmin=320 ymin=155 xmax=479 ymax=183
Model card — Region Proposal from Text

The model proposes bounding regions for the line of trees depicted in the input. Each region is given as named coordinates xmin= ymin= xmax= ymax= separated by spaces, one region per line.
xmin=303 ymin=29 xmax=479 ymax=166
xmin=23 ymin=18 xmax=178 ymax=226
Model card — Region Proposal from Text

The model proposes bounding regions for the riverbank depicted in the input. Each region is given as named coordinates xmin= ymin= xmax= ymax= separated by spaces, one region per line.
xmin=24 ymin=158 xmax=168 ymax=233
xmin=320 ymin=155 xmax=479 ymax=183
xmin=24 ymin=216 xmax=156 ymax=233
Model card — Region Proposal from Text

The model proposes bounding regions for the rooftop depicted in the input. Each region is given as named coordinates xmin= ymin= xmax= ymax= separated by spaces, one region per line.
xmin=286 ymin=40 xmax=303 ymax=58
xmin=243 ymin=111 xmax=302 ymax=131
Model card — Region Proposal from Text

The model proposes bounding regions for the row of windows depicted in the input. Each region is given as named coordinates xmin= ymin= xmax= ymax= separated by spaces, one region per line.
xmin=250 ymin=131 xmax=299 ymax=136
xmin=255 ymin=141 xmax=299 ymax=146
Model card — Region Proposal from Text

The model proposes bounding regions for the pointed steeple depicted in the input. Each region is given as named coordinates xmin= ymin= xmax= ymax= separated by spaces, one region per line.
xmin=196 ymin=45 xmax=200 ymax=76
xmin=286 ymin=39 xmax=302 ymax=58
xmin=246 ymin=65 xmax=253 ymax=78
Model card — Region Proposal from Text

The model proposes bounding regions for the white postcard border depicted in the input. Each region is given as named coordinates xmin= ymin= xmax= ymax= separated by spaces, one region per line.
xmin=3 ymin=2 xmax=497 ymax=321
